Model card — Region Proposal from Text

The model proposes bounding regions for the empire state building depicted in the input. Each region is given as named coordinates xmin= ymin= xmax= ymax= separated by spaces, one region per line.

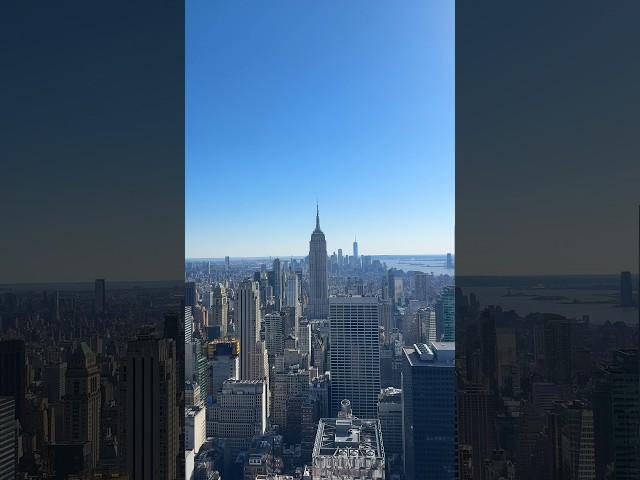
xmin=308 ymin=204 xmax=329 ymax=319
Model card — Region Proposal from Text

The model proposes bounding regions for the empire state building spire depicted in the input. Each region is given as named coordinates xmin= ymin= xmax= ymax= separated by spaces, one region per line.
xmin=315 ymin=201 xmax=321 ymax=232
xmin=309 ymin=203 xmax=328 ymax=319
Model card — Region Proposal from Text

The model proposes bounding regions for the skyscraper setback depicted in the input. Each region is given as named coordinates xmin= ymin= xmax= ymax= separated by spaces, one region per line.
xmin=308 ymin=205 xmax=329 ymax=320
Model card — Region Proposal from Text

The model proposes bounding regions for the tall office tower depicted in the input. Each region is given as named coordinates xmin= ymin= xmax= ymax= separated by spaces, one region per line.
xmin=416 ymin=307 xmax=437 ymax=344
xmin=184 ymin=380 xmax=202 ymax=407
xmin=237 ymin=280 xmax=268 ymax=381
xmin=413 ymin=272 xmax=430 ymax=302
xmin=185 ymin=405 xmax=206 ymax=455
xmin=123 ymin=330 xmax=178 ymax=480
xmin=0 ymin=397 xmax=15 ymax=480
xmin=393 ymin=277 xmax=404 ymax=305
xmin=458 ymin=381 xmax=494 ymax=478
xmin=446 ymin=252 xmax=454 ymax=270
xmin=44 ymin=361 xmax=67 ymax=403
xmin=207 ymin=339 xmax=239 ymax=402
xmin=402 ymin=342 xmax=455 ymax=480
xmin=544 ymin=317 xmax=572 ymax=385
xmin=264 ymin=312 xmax=283 ymax=354
xmin=209 ymin=380 xmax=266 ymax=467
xmin=94 ymin=278 xmax=106 ymax=314
xmin=379 ymin=299 xmax=394 ymax=342
xmin=0 ymin=339 xmax=26 ymax=424
xmin=185 ymin=305 xmax=194 ymax=344
xmin=63 ymin=343 xmax=101 ymax=469
xmin=271 ymin=258 xmax=283 ymax=310
xmin=548 ymin=401 xmax=596 ymax=480
xmin=496 ymin=325 xmax=520 ymax=397
xmin=308 ymin=205 xmax=329 ymax=319
xmin=386 ymin=269 xmax=395 ymax=302
xmin=353 ymin=238 xmax=359 ymax=260
xmin=271 ymin=368 xmax=310 ymax=443
xmin=441 ymin=286 xmax=455 ymax=341
xmin=329 ymin=296 xmax=380 ymax=418
xmin=191 ymin=339 xmax=209 ymax=395
xmin=185 ymin=282 xmax=197 ymax=307
xmin=620 ymin=271 xmax=633 ymax=306
xmin=210 ymin=284 xmax=228 ymax=338
xmin=298 ymin=318 xmax=312 ymax=357
xmin=311 ymin=399 xmax=385 ymax=479
xmin=337 ymin=249 xmax=343 ymax=269
xmin=607 ymin=350 xmax=639 ymax=479
xmin=282 ymin=305 xmax=300 ymax=340
xmin=284 ymin=269 xmax=301 ymax=311
xmin=378 ymin=387 xmax=403 ymax=475
xmin=225 ymin=256 xmax=230 ymax=271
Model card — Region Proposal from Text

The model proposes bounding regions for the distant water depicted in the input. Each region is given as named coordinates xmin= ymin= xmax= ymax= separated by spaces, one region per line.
xmin=457 ymin=275 xmax=638 ymax=326
xmin=374 ymin=255 xmax=453 ymax=276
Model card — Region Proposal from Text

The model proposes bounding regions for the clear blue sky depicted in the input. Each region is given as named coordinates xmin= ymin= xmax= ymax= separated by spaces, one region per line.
xmin=186 ymin=1 xmax=454 ymax=258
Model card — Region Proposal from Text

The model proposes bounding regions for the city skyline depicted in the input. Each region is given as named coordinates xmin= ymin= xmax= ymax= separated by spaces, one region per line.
xmin=186 ymin=0 xmax=454 ymax=258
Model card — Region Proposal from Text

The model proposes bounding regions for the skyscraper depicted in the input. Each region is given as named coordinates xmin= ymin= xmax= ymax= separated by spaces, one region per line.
xmin=0 ymin=339 xmax=25 ymax=424
xmin=308 ymin=205 xmax=328 ymax=320
xmin=123 ymin=330 xmax=178 ymax=480
xmin=402 ymin=342 xmax=455 ymax=480
xmin=210 ymin=284 xmax=228 ymax=338
xmin=237 ymin=280 xmax=268 ymax=381
xmin=0 ymin=397 xmax=15 ymax=480
xmin=62 ymin=342 xmax=101 ymax=469
xmin=264 ymin=313 xmax=284 ymax=358
xmin=329 ymin=296 xmax=380 ymax=418
xmin=442 ymin=286 xmax=455 ymax=341
xmin=353 ymin=237 xmax=359 ymax=260
xmin=272 ymin=258 xmax=283 ymax=310
xmin=185 ymin=282 xmax=197 ymax=307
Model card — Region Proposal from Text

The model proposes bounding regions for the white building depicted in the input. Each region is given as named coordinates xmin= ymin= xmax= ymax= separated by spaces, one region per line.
xmin=311 ymin=399 xmax=385 ymax=479
xmin=185 ymin=405 xmax=206 ymax=454
xmin=329 ymin=296 xmax=380 ymax=418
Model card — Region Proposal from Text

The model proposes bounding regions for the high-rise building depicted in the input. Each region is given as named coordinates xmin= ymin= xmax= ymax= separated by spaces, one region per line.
xmin=185 ymin=282 xmax=197 ymax=307
xmin=209 ymin=380 xmax=266 ymax=467
xmin=264 ymin=313 xmax=284 ymax=358
xmin=271 ymin=368 xmax=310 ymax=442
xmin=123 ymin=330 xmax=178 ymax=480
xmin=44 ymin=361 xmax=67 ymax=403
xmin=402 ymin=342 xmax=455 ymax=480
xmin=0 ymin=397 xmax=15 ymax=480
xmin=329 ymin=296 xmax=380 ymax=418
xmin=378 ymin=387 xmax=403 ymax=475
xmin=353 ymin=238 xmax=359 ymax=260
xmin=225 ymin=256 xmax=230 ymax=271
xmin=237 ymin=280 xmax=268 ymax=381
xmin=308 ymin=205 xmax=329 ymax=319
xmin=185 ymin=306 xmax=194 ymax=345
xmin=185 ymin=405 xmax=206 ymax=455
xmin=207 ymin=339 xmax=240 ymax=402
xmin=549 ymin=401 xmax=596 ymax=480
xmin=413 ymin=272 xmax=431 ymax=302
xmin=311 ymin=399 xmax=385 ymax=479
xmin=620 ymin=271 xmax=633 ymax=306
xmin=416 ymin=307 xmax=437 ymax=344
xmin=271 ymin=258 xmax=283 ymax=310
xmin=62 ymin=342 xmax=101 ymax=469
xmin=441 ymin=286 xmax=455 ymax=341
xmin=298 ymin=318 xmax=312 ymax=357
xmin=337 ymin=249 xmax=343 ymax=270
xmin=446 ymin=253 xmax=453 ymax=270
xmin=0 ymin=339 xmax=26 ymax=424
xmin=211 ymin=284 xmax=228 ymax=338
xmin=94 ymin=278 xmax=106 ymax=314
xmin=284 ymin=269 xmax=300 ymax=313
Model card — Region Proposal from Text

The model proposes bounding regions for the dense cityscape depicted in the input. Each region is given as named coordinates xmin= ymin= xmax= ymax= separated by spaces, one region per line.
xmin=0 ymin=283 xmax=185 ymax=479
xmin=182 ymin=207 xmax=455 ymax=479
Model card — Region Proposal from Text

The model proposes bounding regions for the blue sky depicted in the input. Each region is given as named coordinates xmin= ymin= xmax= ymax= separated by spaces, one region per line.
xmin=186 ymin=1 xmax=454 ymax=258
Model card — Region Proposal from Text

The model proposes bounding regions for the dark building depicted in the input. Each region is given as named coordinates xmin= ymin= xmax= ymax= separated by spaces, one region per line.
xmin=0 ymin=339 xmax=26 ymax=424
xmin=402 ymin=342 xmax=455 ymax=480
xmin=185 ymin=282 xmax=197 ymax=307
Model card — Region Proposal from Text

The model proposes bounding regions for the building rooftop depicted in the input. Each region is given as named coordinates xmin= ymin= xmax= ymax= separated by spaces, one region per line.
xmin=404 ymin=342 xmax=455 ymax=367
xmin=313 ymin=417 xmax=384 ymax=460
